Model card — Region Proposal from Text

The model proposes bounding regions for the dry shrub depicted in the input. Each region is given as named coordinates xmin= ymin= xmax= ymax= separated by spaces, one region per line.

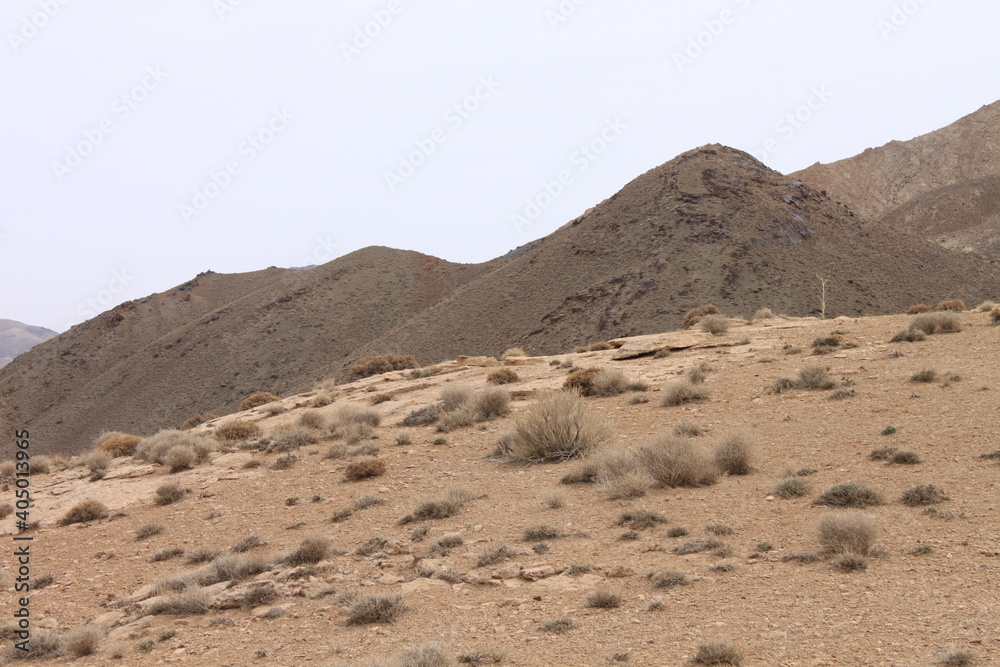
xmin=136 ymin=430 xmax=219 ymax=466
xmin=912 ymin=312 xmax=962 ymax=334
xmin=83 ymin=450 xmax=112 ymax=475
xmin=135 ymin=522 xmax=164 ymax=540
xmin=381 ymin=642 xmax=456 ymax=667
xmin=713 ymin=431 xmax=754 ymax=476
xmin=406 ymin=488 xmax=477 ymax=522
xmin=813 ymin=482 xmax=883 ymax=508
xmin=891 ymin=328 xmax=926 ymax=343
xmin=180 ymin=414 xmax=207 ymax=430
xmin=214 ymin=421 xmax=261 ymax=442
xmin=335 ymin=405 xmax=382 ymax=428
xmin=476 ymin=543 xmax=516 ymax=567
xmin=540 ymin=617 xmax=574 ymax=634
xmin=700 ymin=314 xmax=730 ymax=335
xmin=269 ymin=426 xmax=319 ymax=452
xmin=400 ymin=405 xmax=441 ymax=427
xmin=487 ymin=368 xmax=520 ymax=385
xmin=62 ymin=625 xmax=104 ymax=657
xmin=501 ymin=347 xmax=527 ymax=359
xmin=936 ymin=299 xmax=966 ymax=312
xmin=683 ymin=304 xmax=721 ymax=329
xmin=691 ymin=640 xmax=743 ymax=665
xmin=660 ymin=379 xmax=709 ymax=407
xmin=637 ymin=433 xmax=718 ymax=488
xmin=155 ymin=481 xmax=185 ymax=505
xmin=753 ymin=308 xmax=775 ymax=321
xmin=146 ymin=588 xmax=212 ymax=616
xmin=797 ymin=365 xmax=836 ymax=390
xmin=344 ymin=456 xmax=387 ymax=481
xmin=0 ymin=503 xmax=14 ymax=520
xmin=589 ymin=341 xmax=616 ymax=351
xmin=164 ymin=445 xmax=197 ymax=473
xmin=349 ymin=353 xmax=419 ymax=380
xmin=889 ymin=450 xmax=921 ymax=465
xmin=98 ymin=433 xmax=142 ymax=457
xmin=502 ymin=391 xmax=611 ymax=463
xmin=475 ymin=387 xmax=511 ymax=420
xmin=902 ymin=484 xmax=948 ymax=506
xmin=58 ymin=499 xmax=108 ymax=525
xmin=586 ymin=588 xmax=623 ymax=608
xmin=296 ymin=410 xmax=326 ymax=431
xmin=284 ymin=535 xmax=332 ymax=565
xmin=440 ymin=385 xmax=474 ymax=412
xmin=595 ymin=446 xmax=650 ymax=499
xmin=991 ymin=307 xmax=1000 ymax=325
xmin=239 ymin=391 xmax=279 ymax=411
xmin=651 ymin=569 xmax=690 ymax=588
xmin=938 ymin=651 xmax=976 ymax=666
xmin=907 ymin=304 xmax=931 ymax=314
xmin=911 ymin=369 xmax=938 ymax=383
xmin=346 ymin=594 xmax=407 ymax=625
xmin=674 ymin=421 xmax=704 ymax=437
xmin=817 ymin=511 xmax=877 ymax=555
xmin=0 ymin=460 xmax=14 ymax=482
xmin=976 ymin=300 xmax=997 ymax=312
xmin=773 ymin=477 xmax=809 ymax=499
xmin=563 ymin=367 xmax=601 ymax=395
xmin=617 ymin=509 xmax=667 ymax=530
xmin=523 ymin=524 xmax=561 ymax=541
xmin=437 ymin=405 xmax=477 ymax=432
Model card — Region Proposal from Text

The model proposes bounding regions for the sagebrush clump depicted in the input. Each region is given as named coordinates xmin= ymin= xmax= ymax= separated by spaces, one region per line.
xmin=817 ymin=511 xmax=878 ymax=555
xmin=239 ymin=391 xmax=279 ymax=411
xmin=349 ymin=353 xmax=419 ymax=380
xmin=637 ymin=433 xmax=717 ymax=488
xmin=58 ymin=500 xmax=108 ymax=526
xmin=498 ymin=391 xmax=611 ymax=463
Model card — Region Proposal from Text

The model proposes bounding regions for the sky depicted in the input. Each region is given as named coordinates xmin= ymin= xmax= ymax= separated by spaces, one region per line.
xmin=2 ymin=0 xmax=999 ymax=333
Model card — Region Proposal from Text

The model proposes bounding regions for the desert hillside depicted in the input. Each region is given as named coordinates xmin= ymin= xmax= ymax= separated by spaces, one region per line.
xmin=0 ymin=320 xmax=57 ymax=368
xmin=793 ymin=101 xmax=1000 ymax=255
xmin=6 ymin=145 xmax=1000 ymax=457
xmin=0 ymin=250 xmax=488 ymax=456
xmin=2 ymin=307 xmax=998 ymax=666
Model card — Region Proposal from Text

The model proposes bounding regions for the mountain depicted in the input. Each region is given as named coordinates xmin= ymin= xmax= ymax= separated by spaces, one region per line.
xmin=793 ymin=100 xmax=1000 ymax=255
xmin=352 ymin=145 xmax=1000 ymax=369
xmin=0 ymin=320 xmax=58 ymax=367
xmin=5 ymin=145 xmax=1000 ymax=455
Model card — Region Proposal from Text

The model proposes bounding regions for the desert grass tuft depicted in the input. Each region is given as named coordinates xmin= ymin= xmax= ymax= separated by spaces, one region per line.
xmin=713 ymin=430 xmax=754 ymax=476
xmin=650 ymin=569 xmax=690 ymax=588
xmin=487 ymin=368 xmax=520 ymax=385
xmin=773 ymin=477 xmax=809 ymax=499
xmin=901 ymin=484 xmax=948 ymax=506
xmin=346 ymin=594 xmax=407 ymax=625
xmin=637 ymin=433 xmax=717 ymax=488
xmin=817 ymin=511 xmax=878 ymax=555
xmin=136 ymin=522 xmax=165 ymax=540
xmin=660 ymin=379 xmax=709 ymax=407
xmin=500 ymin=390 xmax=611 ymax=463
xmin=349 ymin=353 xmax=418 ymax=380
xmin=344 ymin=456 xmax=387 ymax=481
xmin=813 ymin=482 xmax=883 ymax=508
xmin=911 ymin=312 xmax=962 ymax=334
xmin=284 ymin=535 xmax=331 ymax=565
xmin=586 ymin=588 xmax=623 ymax=608
xmin=58 ymin=499 xmax=108 ymax=526
xmin=476 ymin=543 xmax=517 ymax=567
xmin=699 ymin=314 xmax=730 ymax=335
xmin=682 ymin=304 xmax=721 ymax=329
xmin=540 ymin=617 xmax=575 ymax=634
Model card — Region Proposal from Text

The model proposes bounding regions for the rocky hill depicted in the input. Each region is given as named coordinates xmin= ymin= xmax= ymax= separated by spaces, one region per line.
xmin=4 ymin=145 xmax=1000 ymax=455
xmin=0 ymin=319 xmax=58 ymax=367
xmin=793 ymin=100 xmax=1000 ymax=255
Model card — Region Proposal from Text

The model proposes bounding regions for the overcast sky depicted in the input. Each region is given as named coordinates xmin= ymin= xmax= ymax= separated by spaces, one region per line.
xmin=2 ymin=1 xmax=999 ymax=332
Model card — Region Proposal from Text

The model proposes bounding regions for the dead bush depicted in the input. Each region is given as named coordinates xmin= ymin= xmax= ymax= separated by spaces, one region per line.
xmin=713 ymin=430 xmax=754 ymax=476
xmin=563 ymin=367 xmax=601 ymax=395
xmin=297 ymin=410 xmax=326 ymax=430
xmin=813 ymin=482 xmax=883 ymax=508
xmin=817 ymin=511 xmax=878 ymax=555
xmin=891 ymin=328 xmax=927 ymax=343
xmin=501 ymin=391 xmax=611 ymax=463
xmin=594 ymin=446 xmax=650 ymax=500
xmin=284 ymin=535 xmax=332 ymax=565
xmin=137 ymin=429 xmax=220 ymax=463
xmin=383 ymin=642 xmax=456 ymax=667
xmin=700 ymin=314 xmax=730 ymax=335
xmin=660 ymin=379 xmax=709 ymax=407
xmin=400 ymin=405 xmax=441 ymax=427
xmin=753 ymin=308 xmax=775 ymax=321
xmin=911 ymin=369 xmax=938 ymax=383
xmin=501 ymin=347 xmax=527 ymax=359
xmin=440 ymin=385 xmax=474 ymax=412
xmin=83 ymin=450 xmax=112 ymax=475
xmin=155 ymin=481 xmax=186 ymax=506
xmin=344 ymin=456 xmax=387 ymax=481
xmin=405 ymin=488 xmax=477 ymax=522
xmin=616 ymin=509 xmax=667 ymax=530
xmin=487 ymin=368 xmax=520 ymax=385
xmin=586 ymin=587 xmax=623 ymax=608
xmin=691 ymin=640 xmax=743 ymax=665
xmin=269 ymin=426 xmax=318 ymax=452
xmin=912 ymin=312 xmax=962 ymax=334
xmin=62 ymin=625 xmax=105 ymax=657
xmin=991 ymin=307 xmax=1000 ymax=325
xmin=907 ymin=304 xmax=931 ymax=314
xmin=58 ymin=499 xmax=108 ymax=525
xmin=773 ymin=477 xmax=809 ymax=499
xmin=135 ymin=522 xmax=165 ymax=540
xmin=349 ymin=353 xmax=419 ymax=380
xmin=240 ymin=392 xmax=279 ymax=411
xmin=902 ymin=484 xmax=948 ymax=506
xmin=651 ymin=569 xmax=690 ymax=589
xmin=637 ymin=433 xmax=718 ymax=488
xmin=97 ymin=433 xmax=142 ymax=457
xmin=164 ymin=445 xmax=197 ymax=473
xmin=683 ymin=304 xmax=721 ymax=329
xmin=146 ymin=588 xmax=212 ymax=616
xmin=474 ymin=387 xmax=511 ymax=420
xmin=936 ymin=299 xmax=966 ymax=312
xmin=346 ymin=594 xmax=407 ymax=625
xmin=476 ymin=543 xmax=516 ymax=567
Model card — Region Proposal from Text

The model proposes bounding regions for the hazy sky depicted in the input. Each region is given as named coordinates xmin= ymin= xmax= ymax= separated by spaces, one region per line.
xmin=2 ymin=1 xmax=999 ymax=332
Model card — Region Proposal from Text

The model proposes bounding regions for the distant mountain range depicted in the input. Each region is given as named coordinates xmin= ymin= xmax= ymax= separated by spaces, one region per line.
xmin=5 ymin=101 xmax=1000 ymax=455
xmin=794 ymin=100 xmax=1000 ymax=256
xmin=0 ymin=320 xmax=58 ymax=368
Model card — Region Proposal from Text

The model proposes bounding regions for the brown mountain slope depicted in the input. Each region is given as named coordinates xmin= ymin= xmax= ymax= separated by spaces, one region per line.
xmin=348 ymin=145 xmax=1000 ymax=372
xmin=0 ymin=250 xmax=487 ymax=454
xmin=792 ymin=100 xmax=1000 ymax=254
xmin=0 ymin=319 xmax=58 ymax=367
